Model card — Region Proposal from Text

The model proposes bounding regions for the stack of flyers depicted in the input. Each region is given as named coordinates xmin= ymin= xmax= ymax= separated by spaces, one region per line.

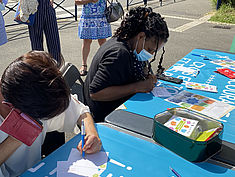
xmin=185 ymin=82 xmax=217 ymax=93
xmin=164 ymin=116 xmax=199 ymax=138
xmin=57 ymin=148 xmax=109 ymax=177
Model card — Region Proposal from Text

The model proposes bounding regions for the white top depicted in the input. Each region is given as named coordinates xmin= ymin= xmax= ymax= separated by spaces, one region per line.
xmin=0 ymin=0 xmax=8 ymax=46
xmin=19 ymin=0 xmax=38 ymax=22
xmin=0 ymin=95 xmax=90 ymax=177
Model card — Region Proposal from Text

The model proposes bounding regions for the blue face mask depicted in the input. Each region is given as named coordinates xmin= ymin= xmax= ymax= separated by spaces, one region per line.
xmin=133 ymin=38 xmax=153 ymax=61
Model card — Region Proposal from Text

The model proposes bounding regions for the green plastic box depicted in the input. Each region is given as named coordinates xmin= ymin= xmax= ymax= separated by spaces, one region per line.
xmin=152 ymin=107 xmax=223 ymax=162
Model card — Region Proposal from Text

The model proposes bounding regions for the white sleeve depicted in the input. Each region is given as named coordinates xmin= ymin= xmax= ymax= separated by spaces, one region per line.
xmin=45 ymin=95 xmax=90 ymax=133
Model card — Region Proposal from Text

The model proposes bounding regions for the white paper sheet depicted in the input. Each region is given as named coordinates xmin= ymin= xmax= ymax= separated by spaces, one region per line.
xmin=57 ymin=148 xmax=109 ymax=177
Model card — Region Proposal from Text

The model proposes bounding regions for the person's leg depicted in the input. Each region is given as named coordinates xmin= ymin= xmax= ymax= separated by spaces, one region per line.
xmin=44 ymin=3 xmax=62 ymax=64
xmin=98 ymin=38 xmax=106 ymax=46
xmin=28 ymin=5 xmax=44 ymax=51
xmin=80 ymin=39 xmax=92 ymax=76
xmin=40 ymin=1 xmax=65 ymax=157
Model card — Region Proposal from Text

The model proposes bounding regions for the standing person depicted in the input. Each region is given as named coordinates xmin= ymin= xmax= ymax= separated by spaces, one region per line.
xmin=0 ymin=0 xmax=7 ymax=46
xmin=27 ymin=0 xmax=65 ymax=158
xmin=0 ymin=51 xmax=101 ymax=177
xmin=75 ymin=0 xmax=112 ymax=76
xmin=28 ymin=0 xmax=62 ymax=64
xmin=84 ymin=7 xmax=169 ymax=122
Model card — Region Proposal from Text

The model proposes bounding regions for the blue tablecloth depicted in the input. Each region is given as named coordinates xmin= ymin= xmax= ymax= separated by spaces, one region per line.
xmin=123 ymin=49 xmax=235 ymax=143
xmin=21 ymin=124 xmax=235 ymax=177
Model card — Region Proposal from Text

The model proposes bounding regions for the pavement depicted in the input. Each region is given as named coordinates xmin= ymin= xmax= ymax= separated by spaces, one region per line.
xmin=0 ymin=0 xmax=235 ymax=140
xmin=1 ymin=0 xmax=235 ymax=77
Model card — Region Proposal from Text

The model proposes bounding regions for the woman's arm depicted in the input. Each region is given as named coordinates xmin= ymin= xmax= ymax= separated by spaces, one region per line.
xmin=77 ymin=112 xmax=101 ymax=154
xmin=0 ymin=136 xmax=22 ymax=165
xmin=90 ymin=74 xmax=157 ymax=101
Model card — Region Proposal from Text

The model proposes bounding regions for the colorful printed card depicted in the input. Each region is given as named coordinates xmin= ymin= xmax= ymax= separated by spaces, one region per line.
xmin=152 ymin=83 xmax=234 ymax=120
xmin=185 ymin=82 xmax=217 ymax=93
xmin=210 ymin=59 xmax=235 ymax=70
xmin=216 ymin=68 xmax=235 ymax=79
xmin=164 ymin=117 xmax=199 ymax=138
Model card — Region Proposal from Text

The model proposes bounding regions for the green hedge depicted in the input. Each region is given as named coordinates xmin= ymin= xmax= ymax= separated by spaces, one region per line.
xmin=212 ymin=0 xmax=235 ymax=6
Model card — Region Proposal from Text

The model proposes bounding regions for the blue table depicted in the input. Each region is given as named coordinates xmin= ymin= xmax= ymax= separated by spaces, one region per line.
xmin=21 ymin=124 xmax=235 ymax=177
xmin=122 ymin=49 xmax=235 ymax=143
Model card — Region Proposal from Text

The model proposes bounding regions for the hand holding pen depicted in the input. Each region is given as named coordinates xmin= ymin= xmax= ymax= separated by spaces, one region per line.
xmin=77 ymin=114 xmax=102 ymax=155
xmin=81 ymin=119 xmax=85 ymax=158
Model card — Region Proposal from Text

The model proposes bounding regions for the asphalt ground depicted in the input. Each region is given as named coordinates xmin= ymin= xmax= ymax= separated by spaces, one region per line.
xmin=1 ymin=0 xmax=235 ymax=77
xmin=0 ymin=0 xmax=235 ymax=139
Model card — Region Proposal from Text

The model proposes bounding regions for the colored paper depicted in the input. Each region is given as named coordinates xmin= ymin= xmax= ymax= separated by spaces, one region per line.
xmin=210 ymin=59 xmax=235 ymax=70
xmin=164 ymin=116 xmax=199 ymax=138
xmin=185 ymin=82 xmax=218 ymax=93
xmin=153 ymin=83 xmax=234 ymax=120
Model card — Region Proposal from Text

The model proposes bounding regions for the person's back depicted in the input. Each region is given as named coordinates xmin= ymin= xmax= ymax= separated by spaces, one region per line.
xmin=84 ymin=37 xmax=138 ymax=122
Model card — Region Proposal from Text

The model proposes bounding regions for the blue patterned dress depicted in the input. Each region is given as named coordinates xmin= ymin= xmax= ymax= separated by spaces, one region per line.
xmin=78 ymin=0 xmax=112 ymax=39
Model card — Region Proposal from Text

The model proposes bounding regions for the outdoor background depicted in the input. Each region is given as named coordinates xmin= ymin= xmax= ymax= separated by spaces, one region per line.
xmin=0 ymin=0 xmax=234 ymax=138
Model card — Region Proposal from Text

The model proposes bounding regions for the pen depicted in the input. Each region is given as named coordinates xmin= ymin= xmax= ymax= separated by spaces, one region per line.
xmin=170 ymin=167 xmax=181 ymax=177
xmin=81 ymin=119 xmax=85 ymax=158
xmin=191 ymin=53 xmax=211 ymax=60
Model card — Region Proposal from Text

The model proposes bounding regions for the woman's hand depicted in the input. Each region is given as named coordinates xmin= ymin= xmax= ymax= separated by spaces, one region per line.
xmin=135 ymin=74 xmax=157 ymax=93
xmin=50 ymin=0 xmax=53 ymax=7
xmin=76 ymin=112 xmax=101 ymax=155
xmin=77 ymin=134 xmax=102 ymax=154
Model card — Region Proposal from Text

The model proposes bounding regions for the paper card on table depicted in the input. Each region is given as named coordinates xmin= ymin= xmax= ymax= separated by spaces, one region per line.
xmin=152 ymin=86 xmax=172 ymax=97
xmin=185 ymin=82 xmax=218 ymax=93
xmin=165 ymin=89 xmax=235 ymax=120
xmin=154 ymin=83 xmax=235 ymax=120
xmin=56 ymin=148 xmax=109 ymax=177
xmin=216 ymin=68 xmax=235 ymax=79
xmin=57 ymin=160 xmax=105 ymax=177
xmin=210 ymin=59 xmax=235 ymax=70
xmin=57 ymin=161 xmax=80 ymax=177
xmin=67 ymin=148 xmax=109 ymax=168
xmin=68 ymin=161 xmax=105 ymax=176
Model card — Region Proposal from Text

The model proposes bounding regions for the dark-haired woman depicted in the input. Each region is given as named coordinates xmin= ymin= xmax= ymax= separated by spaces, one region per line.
xmin=84 ymin=6 xmax=169 ymax=122
xmin=0 ymin=51 xmax=101 ymax=176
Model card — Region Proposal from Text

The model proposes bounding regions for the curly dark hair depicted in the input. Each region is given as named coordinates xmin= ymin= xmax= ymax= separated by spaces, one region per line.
xmin=1 ymin=51 xmax=70 ymax=119
xmin=114 ymin=6 xmax=169 ymax=42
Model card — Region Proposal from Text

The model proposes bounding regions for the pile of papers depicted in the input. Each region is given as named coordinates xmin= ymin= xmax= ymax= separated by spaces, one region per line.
xmin=57 ymin=148 xmax=109 ymax=177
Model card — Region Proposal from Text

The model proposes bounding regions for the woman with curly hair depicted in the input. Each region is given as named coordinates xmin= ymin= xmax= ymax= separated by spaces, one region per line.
xmin=84 ymin=6 xmax=169 ymax=122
